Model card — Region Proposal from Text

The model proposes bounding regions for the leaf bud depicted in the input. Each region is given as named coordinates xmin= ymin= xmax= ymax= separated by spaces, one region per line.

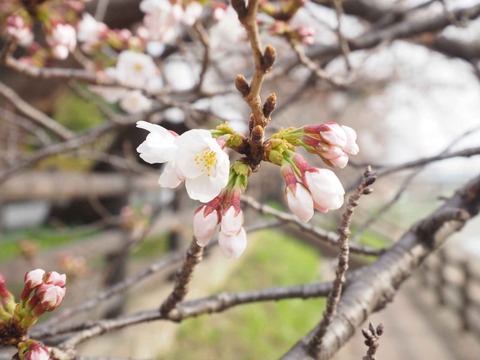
xmin=263 ymin=93 xmax=277 ymax=117
xmin=235 ymin=74 xmax=250 ymax=97
xmin=262 ymin=45 xmax=276 ymax=73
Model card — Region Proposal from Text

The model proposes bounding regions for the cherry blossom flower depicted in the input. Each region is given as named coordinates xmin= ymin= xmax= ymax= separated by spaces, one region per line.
xmin=136 ymin=121 xmax=230 ymax=202
xmin=113 ymin=50 xmax=160 ymax=89
xmin=119 ymin=90 xmax=152 ymax=114
xmin=47 ymin=23 xmax=77 ymax=60
xmin=77 ymin=13 xmax=107 ymax=47
xmin=218 ymin=227 xmax=247 ymax=259
xmin=174 ymin=129 xmax=230 ymax=202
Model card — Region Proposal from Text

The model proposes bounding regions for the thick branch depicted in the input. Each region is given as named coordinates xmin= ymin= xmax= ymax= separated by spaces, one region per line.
xmin=280 ymin=173 xmax=480 ymax=359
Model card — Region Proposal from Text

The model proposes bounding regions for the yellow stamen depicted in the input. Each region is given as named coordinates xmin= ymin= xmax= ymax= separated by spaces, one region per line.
xmin=194 ymin=150 xmax=217 ymax=177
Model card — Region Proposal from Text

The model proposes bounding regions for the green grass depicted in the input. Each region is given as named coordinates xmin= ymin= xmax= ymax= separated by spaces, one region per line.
xmin=0 ymin=226 xmax=99 ymax=262
xmin=165 ymin=230 xmax=326 ymax=360
xmin=54 ymin=90 xmax=104 ymax=132
xmin=131 ymin=233 xmax=169 ymax=259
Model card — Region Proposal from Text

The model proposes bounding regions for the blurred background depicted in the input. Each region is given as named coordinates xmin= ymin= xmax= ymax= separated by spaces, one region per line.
xmin=1 ymin=0 xmax=480 ymax=359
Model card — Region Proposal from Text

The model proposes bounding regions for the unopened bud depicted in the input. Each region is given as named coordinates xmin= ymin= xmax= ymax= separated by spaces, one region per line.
xmin=235 ymin=74 xmax=250 ymax=97
xmin=231 ymin=0 xmax=248 ymax=19
xmin=262 ymin=45 xmax=276 ymax=73
xmin=251 ymin=125 xmax=264 ymax=144
xmin=263 ymin=93 xmax=277 ymax=117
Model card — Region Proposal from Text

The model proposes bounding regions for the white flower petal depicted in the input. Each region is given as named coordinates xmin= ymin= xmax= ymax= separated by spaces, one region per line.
xmin=304 ymin=169 xmax=345 ymax=212
xmin=193 ymin=206 xmax=219 ymax=246
xmin=158 ymin=162 xmax=183 ymax=188
xmin=218 ymin=227 xmax=247 ymax=259
xmin=185 ymin=173 xmax=224 ymax=203
xmin=220 ymin=206 xmax=243 ymax=236
xmin=285 ymin=184 xmax=314 ymax=223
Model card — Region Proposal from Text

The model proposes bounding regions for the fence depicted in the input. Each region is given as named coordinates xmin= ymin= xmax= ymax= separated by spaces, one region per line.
xmin=420 ymin=246 xmax=480 ymax=336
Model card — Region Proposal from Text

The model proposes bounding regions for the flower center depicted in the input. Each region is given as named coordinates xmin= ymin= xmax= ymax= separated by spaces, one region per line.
xmin=194 ymin=150 xmax=217 ymax=177
xmin=133 ymin=63 xmax=144 ymax=73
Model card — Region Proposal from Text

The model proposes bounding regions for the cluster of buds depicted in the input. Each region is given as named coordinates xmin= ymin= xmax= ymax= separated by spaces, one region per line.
xmin=6 ymin=15 xmax=33 ymax=46
xmin=267 ymin=121 xmax=359 ymax=222
xmin=15 ymin=269 xmax=66 ymax=330
xmin=281 ymin=152 xmax=344 ymax=222
xmin=193 ymin=161 xmax=249 ymax=259
xmin=276 ymin=123 xmax=359 ymax=169
xmin=0 ymin=270 xmax=65 ymax=357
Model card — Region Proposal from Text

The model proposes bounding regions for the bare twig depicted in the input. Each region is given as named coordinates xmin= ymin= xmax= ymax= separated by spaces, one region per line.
xmin=332 ymin=0 xmax=352 ymax=72
xmin=0 ymin=80 xmax=74 ymax=140
xmin=362 ymin=322 xmax=384 ymax=360
xmin=241 ymin=195 xmax=384 ymax=256
xmin=288 ymin=40 xmax=348 ymax=88
xmin=159 ymin=239 xmax=204 ymax=315
xmin=193 ymin=21 xmax=211 ymax=92
xmin=53 ymin=280 xmax=333 ymax=347
xmin=309 ymin=167 xmax=377 ymax=352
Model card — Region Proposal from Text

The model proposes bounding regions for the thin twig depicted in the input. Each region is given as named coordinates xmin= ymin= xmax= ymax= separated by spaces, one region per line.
xmin=193 ymin=21 xmax=211 ymax=92
xmin=332 ymin=0 xmax=352 ymax=72
xmin=0 ymin=80 xmax=74 ymax=140
xmin=362 ymin=322 xmax=384 ymax=360
xmin=241 ymin=195 xmax=383 ymax=256
xmin=159 ymin=239 xmax=204 ymax=315
xmin=309 ymin=167 xmax=377 ymax=352
xmin=54 ymin=280 xmax=333 ymax=347
xmin=288 ymin=40 xmax=348 ymax=88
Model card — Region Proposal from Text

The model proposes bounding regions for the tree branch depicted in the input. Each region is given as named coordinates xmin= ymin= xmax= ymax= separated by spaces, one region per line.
xmin=280 ymin=173 xmax=480 ymax=359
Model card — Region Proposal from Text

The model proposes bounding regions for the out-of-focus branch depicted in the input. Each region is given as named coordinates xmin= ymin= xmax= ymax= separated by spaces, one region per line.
xmin=0 ymin=122 xmax=116 ymax=185
xmin=347 ymin=145 xmax=480 ymax=192
xmin=309 ymin=3 xmax=480 ymax=61
xmin=0 ymin=80 xmax=74 ymax=140
xmin=288 ymin=40 xmax=347 ymax=88
xmin=332 ymin=0 xmax=352 ymax=72
xmin=193 ymin=21 xmax=211 ymax=92
xmin=309 ymin=167 xmax=376 ymax=352
xmin=280 ymin=173 xmax=480 ymax=359
xmin=241 ymin=195 xmax=383 ymax=256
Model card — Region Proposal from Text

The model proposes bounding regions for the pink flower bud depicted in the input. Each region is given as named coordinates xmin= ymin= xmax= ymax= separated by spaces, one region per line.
xmin=341 ymin=125 xmax=360 ymax=155
xmin=18 ymin=341 xmax=50 ymax=360
xmin=220 ymin=206 xmax=244 ymax=237
xmin=303 ymin=168 xmax=345 ymax=213
xmin=193 ymin=205 xmax=220 ymax=246
xmin=44 ymin=271 xmax=66 ymax=287
xmin=21 ymin=269 xmax=45 ymax=300
xmin=218 ymin=227 xmax=247 ymax=259
xmin=285 ymin=184 xmax=314 ymax=223
xmin=33 ymin=284 xmax=66 ymax=315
